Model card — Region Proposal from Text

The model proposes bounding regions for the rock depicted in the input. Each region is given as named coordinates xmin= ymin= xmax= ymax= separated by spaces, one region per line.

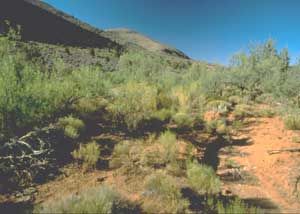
xmin=217 ymin=168 xmax=243 ymax=181
xmin=97 ymin=176 xmax=106 ymax=182
xmin=222 ymin=188 xmax=233 ymax=196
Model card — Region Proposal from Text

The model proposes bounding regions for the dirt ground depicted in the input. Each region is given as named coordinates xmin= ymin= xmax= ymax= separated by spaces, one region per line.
xmin=4 ymin=111 xmax=300 ymax=213
xmin=218 ymin=116 xmax=300 ymax=213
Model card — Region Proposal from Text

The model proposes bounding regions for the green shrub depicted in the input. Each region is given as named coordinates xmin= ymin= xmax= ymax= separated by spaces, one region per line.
xmin=284 ymin=114 xmax=300 ymax=130
xmin=233 ymin=104 xmax=254 ymax=119
xmin=187 ymin=162 xmax=221 ymax=195
xmin=231 ymin=120 xmax=245 ymax=131
xmin=170 ymin=85 xmax=204 ymax=114
xmin=255 ymin=93 xmax=275 ymax=105
xmin=200 ymin=68 xmax=227 ymax=99
xmin=107 ymin=82 xmax=158 ymax=130
xmin=89 ymin=48 xmax=96 ymax=57
xmin=166 ymin=159 xmax=186 ymax=177
xmin=116 ymin=51 xmax=190 ymax=82
xmin=228 ymin=39 xmax=287 ymax=99
xmin=110 ymin=134 xmax=183 ymax=176
xmin=225 ymin=159 xmax=239 ymax=169
xmin=72 ymin=97 xmax=108 ymax=119
xmin=109 ymin=140 xmax=146 ymax=175
xmin=206 ymin=119 xmax=228 ymax=135
xmin=110 ymin=140 xmax=131 ymax=169
xmin=158 ymin=130 xmax=176 ymax=145
xmin=157 ymin=91 xmax=175 ymax=110
xmin=58 ymin=116 xmax=85 ymax=139
xmin=143 ymin=172 xmax=189 ymax=213
xmin=228 ymin=96 xmax=243 ymax=105
xmin=35 ymin=185 xmax=134 ymax=214
xmin=140 ymin=133 xmax=189 ymax=175
xmin=0 ymin=37 xmax=110 ymax=138
xmin=151 ymin=108 xmax=173 ymax=122
xmin=0 ymin=38 xmax=57 ymax=135
xmin=65 ymin=47 xmax=71 ymax=55
xmin=216 ymin=121 xmax=228 ymax=135
xmin=171 ymin=87 xmax=188 ymax=112
xmin=72 ymin=141 xmax=100 ymax=170
xmin=0 ymin=36 xmax=295 ymax=141
xmin=256 ymin=108 xmax=275 ymax=118
xmin=292 ymin=136 xmax=300 ymax=143
xmin=206 ymin=100 xmax=232 ymax=116
xmin=217 ymin=198 xmax=260 ymax=214
xmin=172 ymin=112 xmax=195 ymax=130
xmin=140 ymin=144 xmax=166 ymax=168
xmin=205 ymin=120 xmax=218 ymax=133
xmin=4 ymin=21 xmax=21 ymax=41
xmin=158 ymin=131 xmax=179 ymax=163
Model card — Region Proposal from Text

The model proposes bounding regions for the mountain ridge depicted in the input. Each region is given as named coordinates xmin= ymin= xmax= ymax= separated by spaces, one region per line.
xmin=0 ymin=0 xmax=189 ymax=59
xmin=0 ymin=0 xmax=120 ymax=50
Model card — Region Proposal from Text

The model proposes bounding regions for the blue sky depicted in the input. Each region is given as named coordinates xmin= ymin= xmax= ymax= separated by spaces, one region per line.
xmin=43 ymin=0 xmax=300 ymax=64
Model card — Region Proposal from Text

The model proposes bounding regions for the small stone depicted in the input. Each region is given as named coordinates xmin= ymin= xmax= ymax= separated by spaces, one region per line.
xmin=225 ymin=189 xmax=232 ymax=194
xmin=222 ymin=188 xmax=233 ymax=196
xmin=97 ymin=176 xmax=106 ymax=182
xmin=217 ymin=168 xmax=242 ymax=181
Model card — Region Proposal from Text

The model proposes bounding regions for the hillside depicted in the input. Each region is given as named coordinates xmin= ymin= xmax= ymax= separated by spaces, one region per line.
xmin=102 ymin=28 xmax=190 ymax=59
xmin=0 ymin=0 xmax=119 ymax=49
xmin=0 ymin=0 xmax=189 ymax=60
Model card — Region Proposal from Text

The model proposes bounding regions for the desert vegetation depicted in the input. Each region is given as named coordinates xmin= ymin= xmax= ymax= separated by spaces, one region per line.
xmin=35 ymin=185 xmax=138 ymax=214
xmin=1 ymin=25 xmax=300 ymax=213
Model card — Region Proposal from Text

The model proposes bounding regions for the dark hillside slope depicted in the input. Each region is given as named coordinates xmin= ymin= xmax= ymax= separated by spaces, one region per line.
xmin=0 ymin=0 xmax=120 ymax=49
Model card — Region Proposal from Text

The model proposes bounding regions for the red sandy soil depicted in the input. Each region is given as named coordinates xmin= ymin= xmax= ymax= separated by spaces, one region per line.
xmin=220 ymin=116 xmax=300 ymax=213
xmin=35 ymin=168 xmax=111 ymax=204
xmin=35 ymin=166 xmax=143 ymax=205
xmin=7 ymin=109 xmax=300 ymax=213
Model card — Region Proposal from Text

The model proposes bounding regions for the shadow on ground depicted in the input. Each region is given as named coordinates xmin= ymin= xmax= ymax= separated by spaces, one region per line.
xmin=96 ymin=137 xmax=118 ymax=170
xmin=0 ymin=201 xmax=33 ymax=214
xmin=181 ymin=187 xmax=280 ymax=213
xmin=243 ymin=197 xmax=280 ymax=212
xmin=181 ymin=128 xmax=281 ymax=213
xmin=201 ymin=135 xmax=252 ymax=170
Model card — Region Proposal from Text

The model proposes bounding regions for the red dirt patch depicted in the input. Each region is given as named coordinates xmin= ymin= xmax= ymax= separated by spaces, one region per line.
xmin=220 ymin=116 xmax=300 ymax=213
xmin=204 ymin=111 xmax=221 ymax=122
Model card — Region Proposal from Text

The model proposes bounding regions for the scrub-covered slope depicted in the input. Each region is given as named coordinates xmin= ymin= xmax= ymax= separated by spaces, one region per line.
xmin=102 ymin=28 xmax=190 ymax=59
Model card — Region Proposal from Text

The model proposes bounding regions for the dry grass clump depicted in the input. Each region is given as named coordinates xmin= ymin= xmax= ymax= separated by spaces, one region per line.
xmin=232 ymin=104 xmax=255 ymax=120
xmin=107 ymin=82 xmax=157 ymax=131
xmin=205 ymin=118 xmax=228 ymax=135
xmin=142 ymin=172 xmax=189 ymax=213
xmin=284 ymin=114 xmax=300 ymax=130
xmin=35 ymin=185 xmax=137 ymax=214
xmin=72 ymin=97 xmax=108 ymax=119
xmin=58 ymin=116 xmax=85 ymax=139
xmin=206 ymin=100 xmax=232 ymax=116
xmin=217 ymin=198 xmax=261 ymax=214
xmin=187 ymin=162 xmax=221 ymax=195
xmin=72 ymin=141 xmax=101 ymax=170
